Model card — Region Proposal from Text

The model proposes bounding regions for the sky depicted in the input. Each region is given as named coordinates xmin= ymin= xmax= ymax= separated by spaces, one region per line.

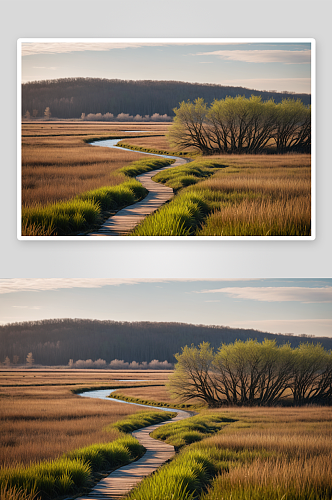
xmin=0 ymin=278 xmax=331 ymax=337
xmin=20 ymin=40 xmax=312 ymax=94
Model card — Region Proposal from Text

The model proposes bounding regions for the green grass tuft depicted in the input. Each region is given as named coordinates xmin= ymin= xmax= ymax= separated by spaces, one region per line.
xmin=22 ymin=179 xmax=147 ymax=236
xmin=152 ymin=159 xmax=227 ymax=190
xmin=120 ymin=158 xmax=175 ymax=177
xmin=151 ymin=414 xmax=234 ymax=448
xmin=111 ymin=411 xmax=175 ymax=433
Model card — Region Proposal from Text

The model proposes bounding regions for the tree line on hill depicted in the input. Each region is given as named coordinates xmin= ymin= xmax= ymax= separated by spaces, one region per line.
xmin=0 ymin=319 xmax=330 ymax=367
xmin=169 ymin=340 xmax=332 ymax=406
xmin=21 ymin=78 xmax=311 ymax=120
xmin=168 ymin=96 xmax=311 ymax=154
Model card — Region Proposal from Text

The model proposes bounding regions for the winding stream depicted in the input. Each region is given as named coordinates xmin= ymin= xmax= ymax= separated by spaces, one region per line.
xmin=88 ymin=138 xmax=190 ymax=235
xmin=78 ymin=388 xmax=179 ymax=413
xmin=77 ymin=388 xmax=191 ymax=499
xmin=90 ymin=138 xmax=181 ymax=161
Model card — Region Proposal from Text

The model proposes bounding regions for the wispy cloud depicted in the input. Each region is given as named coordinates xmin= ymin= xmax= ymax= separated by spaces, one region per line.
xmin=218 ymin=78 xmax=311 ymax=94
xmin=22 ymin=42 xmax=168 ymax=57
xmin=229 ymin=318 xmax=332 ymax=337
xmin=197 ymin=287 xmax=332 ymax=303
xmin=196 ymin=49 xmax=311 ymax=64
xmin=12 ymin=305 xmax=41 ymax=310
xmin=0 ymin=278 xmax=227 ymax=295
xmin=32 ymin=66 xmax=57 ymax=70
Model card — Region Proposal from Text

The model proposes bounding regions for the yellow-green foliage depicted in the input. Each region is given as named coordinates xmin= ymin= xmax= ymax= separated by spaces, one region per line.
xmin=151 ymin=414 xmax=234 ymax=448
xmin=111 ymin=411 xmax=174 ymax=433
xmin=120 ymin=158 xmax=175 ymax=177
xmin=0 ymin=434 xmax=144 ymax=499
xmin=22 ymin=180 xmax=147 ymax=236
xmin=152 ymin=159 xmax=227 ymax=190
xmin=126 ymin=448 xmax=220 ymax=500
xmin=0 ymin=483 xmax=39 ymax=500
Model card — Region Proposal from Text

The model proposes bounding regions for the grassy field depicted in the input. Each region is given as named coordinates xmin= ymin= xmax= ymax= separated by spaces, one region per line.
xmin=21 ymin=122 xmax=175 ymax=235
xmin=0 ymin=369 xmax=169 ymax=467
xmin=1 ymin=369 xmax=330 ymax=499
xmin=21 ymin=122 xmax=311 ymax=237
xmin=110 ymin=384 xmax=332 ymax=500
xmin=131 ymin=154 xmax=311 ymax=236
xmin=21 ymin=122 xmax=161 ymax=207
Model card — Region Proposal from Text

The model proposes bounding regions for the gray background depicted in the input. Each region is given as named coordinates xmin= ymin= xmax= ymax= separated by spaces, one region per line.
xmin=1 ymin=0 xmax=330 ymax=279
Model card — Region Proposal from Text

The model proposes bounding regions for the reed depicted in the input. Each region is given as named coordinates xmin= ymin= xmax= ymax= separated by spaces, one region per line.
xmin=22 ymin=179 xmax=147 ymax=236
xmin=131 ymin=190 xmax=211 ymax=236
xmin=0 ymin=483 xmax=39 ymax=500
xmin=126 ymin=448 xmax=219 ymax=500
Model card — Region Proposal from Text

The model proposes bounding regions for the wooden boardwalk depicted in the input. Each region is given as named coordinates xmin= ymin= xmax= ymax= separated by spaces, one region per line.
xmin=79 ymin=409 xmax=192 ymax=499
xmin=88 ymin=157 xmax=189 ymax=236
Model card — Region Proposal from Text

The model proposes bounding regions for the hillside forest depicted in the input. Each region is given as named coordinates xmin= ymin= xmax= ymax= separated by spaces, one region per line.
xmin=21 ymin=78 xmax=311 ymax=120
xmin=0 ymin=319 xmax=329 ymax=367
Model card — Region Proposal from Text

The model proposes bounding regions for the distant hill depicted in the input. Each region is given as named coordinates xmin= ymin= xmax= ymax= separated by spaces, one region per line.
xmin=0 ymin=318 xmax=328 ymax=367
xmin=21 ymin=78 xmax=311 ymax=120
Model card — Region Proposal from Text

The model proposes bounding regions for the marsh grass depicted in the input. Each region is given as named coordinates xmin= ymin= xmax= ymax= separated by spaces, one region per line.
xmin=151 ymin=413 xmax=234 ymax=448
xmin=132 ymin=190 xmax=212 ymax=236
xmin=126 ymin=406 xmax=332 ymax=500
xmin=132 ymin=189 xmax=230 ymax=236
xmin=119 ymin=158 xmax=175 ymax=177
xmin=126 ymin=448 xmax=220 ymax=500
xmin=152 ymin=159 xmax=226 ymax=190
xmin=133 ymin=155 xmax=311 ymax=236
xmin=117 ymin=140 xmax=195 ymax=157
xmin=22 ymin=198 xmax=100 ymax=236
xmin=0 ymin=371 xmax=169 ymax=467
xmin=0 ymin=436 xmax=145 ymax=500
xmin=22 ymin=178 xmax=147 ymax=236
xmin=21 ymin=123 xmax=163 ymax=207
xmin=0 ymin=483 xmax=39 ymax=500
xmin=0 ymin=383 xmax=173 ymax=500
xmin=109 ymin=392 xmax=196 ymax=409
xmin=111 ymin=411 xmax=174 ymax=433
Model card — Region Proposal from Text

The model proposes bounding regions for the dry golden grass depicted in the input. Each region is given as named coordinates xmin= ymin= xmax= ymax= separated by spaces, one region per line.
xmin=21 ymin=121 xmax=170 ymax=137
xmin=192 ymin=154 xmax=311 ymax=236
xmin=116 ymin=385 xmax=174 ymax=403
xmin=0 ymin=370 xmax=170 ymax=467
xmin=120 ymin=135 xmax=176 ymax=152
xmin=200 ymin=406 xmax=332 ymax=500
xmin=21 ymin=123 xmax=165 ymax=207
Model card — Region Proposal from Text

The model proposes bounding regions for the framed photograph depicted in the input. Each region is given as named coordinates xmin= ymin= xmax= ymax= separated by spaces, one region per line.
xmin=1 ymin=277 xmax=331 ymax=498
xmin=18 ymin=38 xmax=315 ymax=240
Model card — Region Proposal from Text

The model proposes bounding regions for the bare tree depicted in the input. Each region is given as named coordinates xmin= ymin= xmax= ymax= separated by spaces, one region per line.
xmin=168 ymin=342 xmax=218 ymax=406
xmin=26 ymin=352 xmax=34 ymax=366
xmin=44 ymin=107 xmax=51 ymax=120
xmin=168 ymin=340 xmax=331 ymax=407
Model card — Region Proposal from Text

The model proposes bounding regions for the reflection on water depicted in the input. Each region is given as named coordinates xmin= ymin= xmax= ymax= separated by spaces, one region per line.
xmin=90 ymin=138 xmax=179 ymax=160
xmin=78 ymin=388 xmax=178 ymax=412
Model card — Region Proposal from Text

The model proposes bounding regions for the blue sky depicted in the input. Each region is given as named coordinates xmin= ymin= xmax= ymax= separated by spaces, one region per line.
xmin=0 ymin=278 xmax=330 ymax=337
xmin=21 ymin=40 xmax=312 ymax=94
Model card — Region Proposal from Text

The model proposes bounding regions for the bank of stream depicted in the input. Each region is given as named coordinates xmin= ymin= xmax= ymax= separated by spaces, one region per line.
xmin=77 ymin=388 xmax=192 ymax=499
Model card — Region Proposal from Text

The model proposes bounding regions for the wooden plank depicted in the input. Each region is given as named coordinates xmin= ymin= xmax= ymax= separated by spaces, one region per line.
xmin=87 ymin=158 xmax=189 ymax=236
xmin=79 ymin=409 xmax=192 ymax=499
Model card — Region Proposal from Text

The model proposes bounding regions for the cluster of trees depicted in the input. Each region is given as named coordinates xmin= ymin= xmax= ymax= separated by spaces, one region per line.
xmin=68 ymin=358 xmax=173 ymax=369
xmin=169 ymin=340 xmax=332 ymax=407
xmin=21 ymin=78 xmax=311 ymax=120
xmin=168 ymin=96 xmax=311 ymax=154
xmin=82 ymin=112 xmax=172 ymax=122
xmin=1 ymin=319 xmax=329 ymax=368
